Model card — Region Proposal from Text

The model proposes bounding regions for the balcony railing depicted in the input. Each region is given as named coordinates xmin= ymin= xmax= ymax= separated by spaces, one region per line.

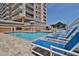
xmin=1 ymin=4 xmax=8 ymax=11
xmin=0 ymin=19 xmax=24 ymax=25
xmin=2 ymin=11 xmax=8 ymax=17
xmin=12 ymin=6 xmax=22 ymax=16
xmin=3 ymin=15 xmax=9 ymax=20
xmin=43 ymin=15 xmax=46 ymax=18
xmin=26 ymin=4 xmax=34 ymax=9
xmin=25 ymin=16 xmax=34 ymax=21
xmin=0 ymin=4 xmax=5 ymax=9
xmin=26 ymin=9 xmax=33 ymax=15
xmin=12 ymin=4 xmax=20 ymax=11
xmin=44 ymin=3 xmax=46 ymax=8
xmin=1 ymin=7 xmax=8 ymax=15
xmin=12 ymin=13 xmax=23 ymax=21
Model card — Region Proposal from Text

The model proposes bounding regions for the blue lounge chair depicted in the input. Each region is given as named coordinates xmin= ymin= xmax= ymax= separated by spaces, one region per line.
xmin=32 ymin=31 xmax=79 ymax=56
xmin=45 ymin=26 xmax=78 ymax=41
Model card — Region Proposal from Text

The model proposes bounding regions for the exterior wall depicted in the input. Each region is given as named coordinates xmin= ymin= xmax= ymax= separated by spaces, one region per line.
xmin=0 ymin=26 xmax=36 ymax=32
xmin=0 ymin=26 xmax=12 ymax=32
xmin=21 ymin=27 xmax=36 ymax=32
xmin=0 ymin=26 xmax=46 ymax=32
xmin=0 ymin=3 xmax=46 ymax=32
xmin=33 ymin=3 xmax=46 ymax=32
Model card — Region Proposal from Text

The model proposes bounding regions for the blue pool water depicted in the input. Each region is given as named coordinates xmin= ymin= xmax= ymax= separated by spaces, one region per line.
xmin=7 ymin=32 xmax=49 ymax=40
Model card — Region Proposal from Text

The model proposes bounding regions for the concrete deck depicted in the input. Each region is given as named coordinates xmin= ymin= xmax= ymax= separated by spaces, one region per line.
xmin=0 ymin=33 xmax=34 ymax=56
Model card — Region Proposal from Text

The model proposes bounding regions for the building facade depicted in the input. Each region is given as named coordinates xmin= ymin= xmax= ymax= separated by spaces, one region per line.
xmin=0 ymin=3 xmax=46 ymax=32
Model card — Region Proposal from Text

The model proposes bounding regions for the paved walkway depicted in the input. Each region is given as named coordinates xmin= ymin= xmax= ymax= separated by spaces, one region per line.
xmin=0 ymin=33 xmax=34 ymax=56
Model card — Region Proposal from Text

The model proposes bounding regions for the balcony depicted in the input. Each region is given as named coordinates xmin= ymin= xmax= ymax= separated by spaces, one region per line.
xmin=2 ymin=11 xmax=8 ymax=17
xmin=26 ymin=9 xmax=33 ymax=15
xmin=12 ymin=4 xmax=20 ymax=11
xmin=43 ymin=7 xmax=46 ymax=11
xmin=24 ymin=20 xmax=36 ymax=26
xmin=44 ymin=3 xmax=46 ymax=8
xmin=12 ymin=13 xmax=23 ymax=20
xmin=35 ymin=17 xmax=41 ymax=22
xmin=1 ymin=7 xmax=8 ymax=15
xmin=12 ymin=6 xmax=22 ymax=16
xmin=12 ymin=16 xmax=16 ymax=20
xmin=43 ymin=15 xmax=46 ymax=18
xmin=43 ymin=19 xmax=46 ymax=22
xmin=26 ymin=4 xmax=34 ymax=9
xmin=24 ymin=22 xmax=31 ymax=26
xmin=44 ymin=11 xmax=46 ymax=15
xmin=3 ymin=15 xmax=9 ymax=20
xmin=25 ymin=16 xmax=34 ymax=21
xmin=0 ymin=4 xmax=5 ymax=9
xmin=1 ymin=4 xmax=8 ymax=11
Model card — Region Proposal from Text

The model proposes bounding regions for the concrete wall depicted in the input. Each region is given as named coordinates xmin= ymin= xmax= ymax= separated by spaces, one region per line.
xmin=0 ymin=28 xmax=12 ymax=32
xmin=0 ymin=26 xmax=46 ymax=33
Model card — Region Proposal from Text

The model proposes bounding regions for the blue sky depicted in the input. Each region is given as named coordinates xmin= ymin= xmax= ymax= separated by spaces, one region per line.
xmin=46 ymin=3 xmax=79 ymax=25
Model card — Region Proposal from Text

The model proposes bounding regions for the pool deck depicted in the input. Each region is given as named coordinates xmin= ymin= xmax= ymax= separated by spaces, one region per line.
xmin=0 ymin=33 xmax=35 ymax=56
xmin=0 ymin=32 xmax=67 ymax=56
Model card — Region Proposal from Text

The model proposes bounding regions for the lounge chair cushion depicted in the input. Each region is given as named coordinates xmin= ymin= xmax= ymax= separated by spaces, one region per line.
xmin=45 ymin=36 xmax=66 ymax=41
xmin=32 ymin=39 xmax=64 ymax=49
xmin=45 ymin=26 xmax=78 ymax=41
xmin=66 ymin=26 xmax=78 ymax=38
xmin=64 ymin=32 xmax=79 ymax=50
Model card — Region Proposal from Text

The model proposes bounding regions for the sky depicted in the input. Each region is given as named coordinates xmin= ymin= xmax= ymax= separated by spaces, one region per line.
xmin=46 ymin=3 xmax=79 ymax=25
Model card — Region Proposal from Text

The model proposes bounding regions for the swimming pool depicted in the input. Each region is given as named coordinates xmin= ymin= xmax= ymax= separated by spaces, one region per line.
xmin=7 ymin=32 xmax=49 ymax=40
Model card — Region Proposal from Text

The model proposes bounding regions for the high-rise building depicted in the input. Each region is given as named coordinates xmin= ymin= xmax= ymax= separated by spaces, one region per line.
xmin=0 ymin=3 xmax=46 ymax=32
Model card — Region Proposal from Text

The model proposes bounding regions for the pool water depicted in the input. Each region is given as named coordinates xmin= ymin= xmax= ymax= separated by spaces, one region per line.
xmin=7 ymin=32 xmax=49 ymax=40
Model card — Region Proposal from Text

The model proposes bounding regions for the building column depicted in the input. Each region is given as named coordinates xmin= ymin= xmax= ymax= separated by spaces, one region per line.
xmin=14 ymin=27 xmax=16 ymax=32
xmin=11 ymin=27 xmax=13 ymax=32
